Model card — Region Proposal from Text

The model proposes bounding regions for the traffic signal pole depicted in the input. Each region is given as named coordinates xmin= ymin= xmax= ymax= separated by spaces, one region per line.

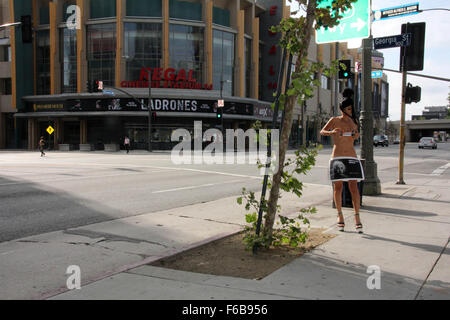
xmin=397 ymin=24 xmax=409 ymax=185
xmin=397 ymin=67 xmax=407 ymax=184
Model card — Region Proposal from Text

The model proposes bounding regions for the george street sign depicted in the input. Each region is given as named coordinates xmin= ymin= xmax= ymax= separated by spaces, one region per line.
xmin=371 ymin=71 xmax=383 ymax=78
xmin=316 ymin=0 xmax=370 ymax=44
xmin=373 ymin=33 xmax=411 ymax=50
xmin=373 ymin=3 xmax=419 ymax=21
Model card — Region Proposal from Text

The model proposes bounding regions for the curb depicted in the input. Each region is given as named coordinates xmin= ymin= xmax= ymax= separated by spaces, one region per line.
xmin=39 ymin=228 xmax=243 ymax=300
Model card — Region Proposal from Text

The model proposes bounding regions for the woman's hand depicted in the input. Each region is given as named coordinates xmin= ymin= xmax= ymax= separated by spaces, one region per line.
xmin=330 ymin=128 xmax=343 ymax=136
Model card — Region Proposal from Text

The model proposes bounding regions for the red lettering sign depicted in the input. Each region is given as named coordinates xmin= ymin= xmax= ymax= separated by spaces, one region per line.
xmin=268 ymin=30 xmax=277 ymax=36
xmin=164 ymin=68 xmax=176 ymax=81
xmin=152 ymin=68 xmax=163 ymax=81
xmin=122 ymin=67 xmax=211 ymax=90
xmin=269 ymin=66 xmax=275 ymax=76
xmin=269 ymin=45 xmax=277 ymax=55
xmin=268 ymin=82 xmax=277 ymax=90
xmin=270 ymin=5 xmax=277 ymax=16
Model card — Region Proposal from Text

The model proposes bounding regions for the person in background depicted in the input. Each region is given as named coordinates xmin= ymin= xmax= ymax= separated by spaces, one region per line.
xmin=39 ymin=136 xmax=46 ymax=157
xmin=124 ymin=136 xmax=131 ymax=154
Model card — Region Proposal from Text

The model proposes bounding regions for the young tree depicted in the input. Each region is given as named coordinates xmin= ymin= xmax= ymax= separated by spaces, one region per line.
xmin=262 ymin=0 xmax=358 ymax=241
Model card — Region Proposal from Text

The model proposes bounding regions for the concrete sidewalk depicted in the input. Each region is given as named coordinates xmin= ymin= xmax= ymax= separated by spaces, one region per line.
xmin=44 ymin=177 xmax=450 ymax=300
xmin=1 ymin=176 xmax=448 ymax=300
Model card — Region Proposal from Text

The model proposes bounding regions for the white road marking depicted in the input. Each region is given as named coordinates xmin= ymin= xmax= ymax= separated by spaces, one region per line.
xmin=431 ymin=163 xmax=450 ymax=176
xmin=152 ymin=179 xmax=248 ymax=194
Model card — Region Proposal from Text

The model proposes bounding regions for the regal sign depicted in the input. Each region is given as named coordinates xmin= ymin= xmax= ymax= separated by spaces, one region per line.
xmin=120 ymin=67 xmax=213 ymax=90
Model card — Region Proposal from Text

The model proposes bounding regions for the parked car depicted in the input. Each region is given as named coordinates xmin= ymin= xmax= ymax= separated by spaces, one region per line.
xmin=418 ymin=137 xmax=437 ymax=149
xmin=373 ymin=135 xmax=389 ymax=147
xmin=393 ymin=138 xmax=400 ymax=144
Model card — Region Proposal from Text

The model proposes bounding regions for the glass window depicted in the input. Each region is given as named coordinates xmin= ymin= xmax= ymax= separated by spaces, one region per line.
xmin=0 ymin=78 xmax=12 ymax=95
xmin=124 ymin=23 xmax=162 ymax=81
xmin=169 ymin=24 xmax=204 ymax=84
xmin=244 ymin=38 xmax=252 ymax=98
xmin=127 ymin=0 xmax=162 ymax=17
xmin=170 ymin=0 xmax=202 ymax=21
xmin=1 ymin=46 xmax=11 ymax=62
xmin=87 ymin=24 xmax=116 ymax=87
xmin=36 ymin=30 xmax=51 ymax=95
xmin=90 ymin=0 xmax=116 ymax=19
xmin=40 ymin=6 xmax=50 ymax=25
xmin=62 ymin=0 xmax=77 ymax=22
xmin=321 ymin=75 xmax=330 ymax=90
xmin=213 ymin=30 xmax=234 ymax=96
xmin=258 ymin=44 xmax=264 ymax=100
xmin=213 ymin=7 xmax=230 ymax=27
xmin=60 ymin=28 xmax=77 ymax=93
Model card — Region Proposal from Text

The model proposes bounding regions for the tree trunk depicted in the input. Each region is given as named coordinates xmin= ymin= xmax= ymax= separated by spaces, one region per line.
xmin=263 ymin=0 xmax=317 ymax=241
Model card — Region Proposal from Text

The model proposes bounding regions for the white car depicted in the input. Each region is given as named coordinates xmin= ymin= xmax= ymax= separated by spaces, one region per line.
xmin=418 ymin=137 xmax=437 ymax=149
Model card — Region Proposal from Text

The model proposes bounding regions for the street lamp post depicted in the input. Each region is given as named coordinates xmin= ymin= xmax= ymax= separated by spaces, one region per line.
xmin=360 ymin=36 xmax=381 ymax=195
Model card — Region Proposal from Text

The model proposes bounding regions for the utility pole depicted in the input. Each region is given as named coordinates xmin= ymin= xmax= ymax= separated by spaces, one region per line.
xmin=334 ymin=42 xmax=339 ymax=116
xmin=397 ymin=24 xmax=409 ymax=184
xmin=359 ymin=36 xmax=381 ymax=195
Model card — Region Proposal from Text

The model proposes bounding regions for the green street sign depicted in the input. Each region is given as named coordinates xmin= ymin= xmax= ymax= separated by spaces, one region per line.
xmin=316 ymin=0 xmax=370 ymax=44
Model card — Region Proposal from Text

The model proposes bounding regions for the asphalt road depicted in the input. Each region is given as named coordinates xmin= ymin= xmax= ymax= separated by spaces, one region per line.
xmin=1 ymin=142 xmax=449 ymax=242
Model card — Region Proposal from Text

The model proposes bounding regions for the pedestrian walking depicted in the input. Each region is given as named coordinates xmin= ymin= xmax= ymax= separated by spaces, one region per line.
xmin=39 ymin=136 xmax=46 ymax=157
xmin=124 ymin=136 xmax=130 ymax=154
xmin=320 ymin=88 xmax=364 ymax=233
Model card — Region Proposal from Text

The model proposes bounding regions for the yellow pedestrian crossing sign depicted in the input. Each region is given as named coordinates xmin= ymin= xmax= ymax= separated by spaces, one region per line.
xmin=47 ymin=126 xmax=55 ymax=135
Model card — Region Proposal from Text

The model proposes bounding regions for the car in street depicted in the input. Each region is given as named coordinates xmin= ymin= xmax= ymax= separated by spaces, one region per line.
xmin=373 ymin=134 xmax=389 ymax=147
xmin=393 ymin=137 xmax=400 ymax=144
xmin=418 ymin=137 xmax=437 ymax=149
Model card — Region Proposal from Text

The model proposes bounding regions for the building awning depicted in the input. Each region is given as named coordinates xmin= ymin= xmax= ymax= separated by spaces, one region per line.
xmin=14 ymin=111 xmax=273 ymax=122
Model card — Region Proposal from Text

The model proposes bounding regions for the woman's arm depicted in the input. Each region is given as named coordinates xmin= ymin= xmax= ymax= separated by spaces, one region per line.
xmin=352 ymin=127 xmax=360 ymax=140
xmin=320 ymin=117 xmax=340 ymax=136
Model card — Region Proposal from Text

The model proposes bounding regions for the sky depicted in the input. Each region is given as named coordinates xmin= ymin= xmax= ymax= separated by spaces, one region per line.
xmin=289 ymin=0 xmax=450 ymax=121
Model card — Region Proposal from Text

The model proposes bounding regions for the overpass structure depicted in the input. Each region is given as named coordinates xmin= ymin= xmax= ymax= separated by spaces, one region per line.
xmin=389 ymin=119 xmax=450 ymax=142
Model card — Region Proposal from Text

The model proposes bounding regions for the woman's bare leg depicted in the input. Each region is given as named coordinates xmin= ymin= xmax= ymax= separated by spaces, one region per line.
xmin=334 ymin=181 xmax=344 ymax=218
xmin=348 ymin=180 xmax=361 ymax=225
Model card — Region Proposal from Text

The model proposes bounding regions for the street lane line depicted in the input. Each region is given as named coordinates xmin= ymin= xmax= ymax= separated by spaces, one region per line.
xmin=152 ymin=179 xmax=249 ymax=194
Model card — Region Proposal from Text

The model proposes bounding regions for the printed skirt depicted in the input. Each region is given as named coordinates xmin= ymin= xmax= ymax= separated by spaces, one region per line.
xmin=329 ymin=157 xmax=365 ymax=182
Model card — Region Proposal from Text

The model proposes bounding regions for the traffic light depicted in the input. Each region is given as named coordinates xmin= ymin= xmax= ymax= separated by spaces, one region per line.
xmin=216 ymin=107 xmax=223 ymax=120
xmin=93 ymin=80 xmax=100 ymax=92
xmin=405 ymin=83 xmax=421 ymax=104
xmin=21 ymin=15 xmax=32 ymax=43
xmin=400 ymin=22 xmax=426 ymax=71
xmin=338 ymin=60 xmax=351 ymax=79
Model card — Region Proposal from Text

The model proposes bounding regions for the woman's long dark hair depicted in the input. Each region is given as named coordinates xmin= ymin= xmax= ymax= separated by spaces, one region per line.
xmin=340 ymin=96 xmax=358 ymax=126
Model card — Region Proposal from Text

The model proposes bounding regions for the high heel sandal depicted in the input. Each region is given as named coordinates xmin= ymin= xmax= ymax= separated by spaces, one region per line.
xmin=337 ymin=212 xmax=345 ymax=232
xmin=355 ymin=213 xmax=363 ymax=234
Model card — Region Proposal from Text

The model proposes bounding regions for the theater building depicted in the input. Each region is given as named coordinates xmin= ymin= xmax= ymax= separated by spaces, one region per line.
xmin=7 ymin=0 xmax=290 ymax=150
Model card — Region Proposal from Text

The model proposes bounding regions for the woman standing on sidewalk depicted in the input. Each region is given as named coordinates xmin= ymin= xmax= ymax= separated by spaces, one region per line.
xmin=320 ymin=89 xmax=364 ymax=233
